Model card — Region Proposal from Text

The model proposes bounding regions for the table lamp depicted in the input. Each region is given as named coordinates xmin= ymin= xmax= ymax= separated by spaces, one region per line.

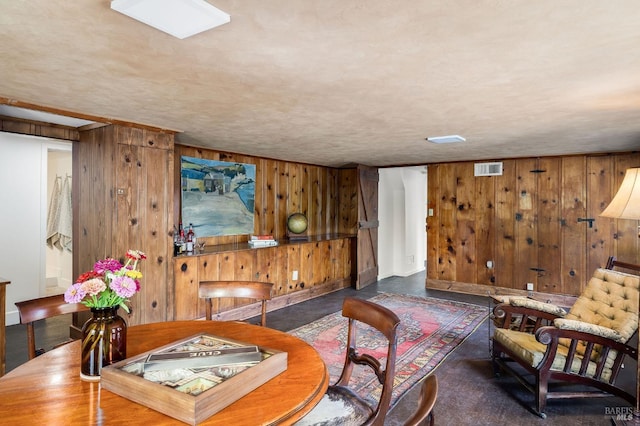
xmin=600 ymin=167 xmax=640 ymax=424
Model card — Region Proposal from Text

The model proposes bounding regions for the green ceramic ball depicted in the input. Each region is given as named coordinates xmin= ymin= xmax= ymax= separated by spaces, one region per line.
xmin=287 ymin=213 xmax=308 ymax=234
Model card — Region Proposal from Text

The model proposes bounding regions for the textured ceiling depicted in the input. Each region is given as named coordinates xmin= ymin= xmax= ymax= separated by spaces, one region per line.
xmin=1 ymin=1 xmax=639 ymax=167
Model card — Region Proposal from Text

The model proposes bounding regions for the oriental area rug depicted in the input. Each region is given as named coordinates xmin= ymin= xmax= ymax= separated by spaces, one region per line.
xmin=288 ymin=292 xmax=488 ymax=408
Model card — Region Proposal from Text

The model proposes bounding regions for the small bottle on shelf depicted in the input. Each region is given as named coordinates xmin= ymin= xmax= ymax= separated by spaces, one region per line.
xmin=178 ymin=222 xmax=186 ymax=254
xmin=186 ymin=223 xmax=194 ymax=253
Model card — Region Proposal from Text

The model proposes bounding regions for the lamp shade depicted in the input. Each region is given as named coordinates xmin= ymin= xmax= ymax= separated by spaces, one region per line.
xmin=600 ymin=167 xmax=640 ymax=220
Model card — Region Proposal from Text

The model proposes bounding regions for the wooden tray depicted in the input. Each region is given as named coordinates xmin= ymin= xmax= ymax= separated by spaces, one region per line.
xmin=101 ymin=333 xmax=287 ymax=425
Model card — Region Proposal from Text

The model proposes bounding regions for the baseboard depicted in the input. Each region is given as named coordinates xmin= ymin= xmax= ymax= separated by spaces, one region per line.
xmin=398 ymin=266 xmax=425 ymax=277
xmin=426 ymin=278 xmax=577 ymax=309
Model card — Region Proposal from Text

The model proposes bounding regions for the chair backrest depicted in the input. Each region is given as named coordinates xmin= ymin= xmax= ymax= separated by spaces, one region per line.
xmin=15 ymin=294 xmax=89 ymax=359
xmin=402 ymin=374 xmax=438 ymax=426
xmin=559 ymin=261 xmax=639 ymax=364
xmin=566 ymin=267 xmax=639 ymax=342
xmin=335 ymin=297 xmax=401 ymax=425
xmin=198 ymin=280 xmax=273 ymax=326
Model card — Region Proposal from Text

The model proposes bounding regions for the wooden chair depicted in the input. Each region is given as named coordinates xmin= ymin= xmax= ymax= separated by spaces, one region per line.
xmin=15 ymin=294 xmax=89 ymax=360
xmin=296 ymin=297 xmax=401 ymax=426
xmin=198 ymin=280 xmax=273 ymax=326
xmin=491 ymin=257 xmax=640 ymax=418
xmin=402 ymin=374 xmax=438 ymax=426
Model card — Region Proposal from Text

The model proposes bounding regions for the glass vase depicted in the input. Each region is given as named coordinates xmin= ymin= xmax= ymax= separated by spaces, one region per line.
xmin=80 ymin=306 xmax=127 ymax=381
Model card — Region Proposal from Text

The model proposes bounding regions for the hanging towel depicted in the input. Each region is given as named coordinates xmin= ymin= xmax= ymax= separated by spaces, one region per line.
xmin=56 ymin=175 xmax=73 ymax=252
xmin=46 ymin=176 xmax=62 ymax=249
xmin=46 ymin=175 xmax=73 ymax=252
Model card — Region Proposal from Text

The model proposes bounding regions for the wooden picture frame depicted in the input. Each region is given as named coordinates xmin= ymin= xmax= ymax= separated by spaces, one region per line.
xmin=101 ymin=333 xmax=287 ymax=425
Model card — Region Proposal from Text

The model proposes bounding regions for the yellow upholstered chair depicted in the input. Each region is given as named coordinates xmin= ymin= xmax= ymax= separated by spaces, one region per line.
xmin=491 ymin=261 xmax=639 ymax=418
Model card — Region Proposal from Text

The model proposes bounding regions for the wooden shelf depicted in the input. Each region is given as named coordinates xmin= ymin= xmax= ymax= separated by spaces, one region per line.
xmin=174 ymin=233 xmax=356 ymax=257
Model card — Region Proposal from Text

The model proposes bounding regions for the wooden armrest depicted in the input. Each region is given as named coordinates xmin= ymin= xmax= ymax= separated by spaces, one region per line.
xmin=535 ymin=325 xmax=637 ymax=379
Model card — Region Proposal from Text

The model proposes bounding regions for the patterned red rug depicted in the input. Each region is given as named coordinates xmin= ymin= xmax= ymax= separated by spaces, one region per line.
xmin=288 ymin=292 xmax=488 ymax=408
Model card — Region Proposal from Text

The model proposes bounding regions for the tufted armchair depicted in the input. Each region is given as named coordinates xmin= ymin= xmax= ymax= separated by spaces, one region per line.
xmin=491 ymin=264 xmax=639 ymax=418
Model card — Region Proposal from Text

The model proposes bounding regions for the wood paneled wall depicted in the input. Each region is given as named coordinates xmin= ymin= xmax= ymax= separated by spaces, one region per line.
xmin=0 ymin=117 xmax=79 ymax=141
xmin=427 ymin=152 xmax=640 ymax=297
xmin=174 ymin=237 xmax=354 ymax=320
xmin=74 ymin=125 xmax=174 ymax=326
xmin=174 ymin=145 xmax=358 ymax=244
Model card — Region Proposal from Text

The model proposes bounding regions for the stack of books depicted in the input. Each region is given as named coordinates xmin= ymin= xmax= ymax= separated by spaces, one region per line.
xmin=248 ymin=235 xmax=278 ymax=247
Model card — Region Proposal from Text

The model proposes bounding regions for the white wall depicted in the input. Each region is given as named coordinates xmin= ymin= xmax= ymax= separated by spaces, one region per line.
xmin=378 ymin=166 xmax=427 ymax=279
xmin=0 ymin=132 xmax=71 ymax=325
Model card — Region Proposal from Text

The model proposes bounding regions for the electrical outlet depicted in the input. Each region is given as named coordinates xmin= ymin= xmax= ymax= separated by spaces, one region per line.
xmin=292 ymin=270 xmax=299 ymax=281
xmin=486 ymin=260 xmax=493 ymax=269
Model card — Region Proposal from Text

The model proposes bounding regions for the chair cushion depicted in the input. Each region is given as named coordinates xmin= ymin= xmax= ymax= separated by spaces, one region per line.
xmin=493 ymin=328 xmax=614 ymax=381
xmin=295 ymin=385 xmax=374 ymax=426
xmin=561 ymin=268 xmax=639 ymax=363
xmin=553 ymin=318 xmax=624 ymax=343
xmin=509 ymin=298 xmax=567 ymax=317
xmin=566 ymin=268 xmax=639 ymax=342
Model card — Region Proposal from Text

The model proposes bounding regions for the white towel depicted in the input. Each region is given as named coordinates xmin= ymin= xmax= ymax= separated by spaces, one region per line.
xmin=46 ymin=175 xmax=73 ymax=252
xmin=46 ymin=176 xmax=62 ymax=249
xmin=56 ymin=176 xmax=73 ymax=252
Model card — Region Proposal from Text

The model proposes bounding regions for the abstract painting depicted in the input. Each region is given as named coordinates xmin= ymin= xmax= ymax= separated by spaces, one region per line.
xmin=181 ymin=156 xmax=256 ymax=237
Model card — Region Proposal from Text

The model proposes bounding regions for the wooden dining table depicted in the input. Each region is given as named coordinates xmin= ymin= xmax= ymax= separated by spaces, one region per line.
xmin=0 ymin=320 xmax=329 ymax=425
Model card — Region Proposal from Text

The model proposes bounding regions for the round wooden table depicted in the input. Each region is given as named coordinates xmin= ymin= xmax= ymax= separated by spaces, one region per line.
xmin=0 ymin=321 xmax=328 ymax=425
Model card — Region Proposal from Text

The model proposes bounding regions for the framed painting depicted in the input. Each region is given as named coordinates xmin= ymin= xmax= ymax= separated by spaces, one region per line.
xmin=181 ymin=156 xmax=256 ymax=237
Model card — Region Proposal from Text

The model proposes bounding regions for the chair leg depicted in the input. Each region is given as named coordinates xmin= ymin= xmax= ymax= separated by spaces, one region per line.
xmin=535 ymin=374 xmax=548 ymax=419
xmin=26 ymin=323 xmax=37 ymax=360
xmin=491 ymin=342 xmax=502 ymax=377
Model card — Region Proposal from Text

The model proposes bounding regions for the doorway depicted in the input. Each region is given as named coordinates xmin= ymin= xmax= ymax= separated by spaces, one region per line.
xmin=378 ymin=166 xmax=427 ymax=280
xmin=44 ymin=146 xmax=72 ymax=296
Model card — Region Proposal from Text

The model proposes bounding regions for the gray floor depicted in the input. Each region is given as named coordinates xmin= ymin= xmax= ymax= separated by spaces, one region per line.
xmin=4 ymin=271 xmax=635 ymax=425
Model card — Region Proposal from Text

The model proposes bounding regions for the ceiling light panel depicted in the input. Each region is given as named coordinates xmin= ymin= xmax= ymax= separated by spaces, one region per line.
xmin=111 ymin=0 xmax=230 ymax=39
xmin=426 ymin=135 xmax=466 ymax=144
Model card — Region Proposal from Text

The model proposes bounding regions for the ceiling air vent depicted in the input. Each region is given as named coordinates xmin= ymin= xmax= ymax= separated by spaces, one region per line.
xmin=474 ymin=162 xmax=503 ymax=176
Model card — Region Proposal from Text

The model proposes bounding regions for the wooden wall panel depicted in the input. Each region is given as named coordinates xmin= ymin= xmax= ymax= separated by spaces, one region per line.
xmin=289 ymin=164 xmax=302 ymax=221
xmin=300 ymin=243 xmax=314 ymax=290
xmin=277 ymin=162 xmax=290 ymax=236
xmin=427 ymin=151 xmax=639 ymax=297
xmin=115 ymin=143 xmax=143 ymax=324
xmin=454 ymin=162 xmax=476 ymax=283
xmin=74 ymin=126 xmax=115 ymax=279
xmin=493 ymin=160 xmax=516 ymax=288
xmin=587 ymin=156 xmax=614 ymax=275
xmin=287 ymin=244 xmax=301 ymax=293
xmin=274 ymin=246 xmax=289 ymax=296
xmin=515 ymin=159 xmax=538 ymax=291
xmin=537 ymin=157 xmax=561 ymax=293
xmin=139 ymin=145 xmax=172 ymax=324
xmin=475 ymin=174 xmax=495 ymax=286
xmin=337 ymin=168 xmax=358 ymax=235
xmin=173 ymin=257 xmax=198 ymax=320
xmin=560 ymin=156 xmax=586 ymax=295
xmin=437 ymin=164 xmax=457 ymax=281
xmin=262 ymin=159 xmax=278 ymax=236
xmin=0 ymin=117 xmax=79 ymax=141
